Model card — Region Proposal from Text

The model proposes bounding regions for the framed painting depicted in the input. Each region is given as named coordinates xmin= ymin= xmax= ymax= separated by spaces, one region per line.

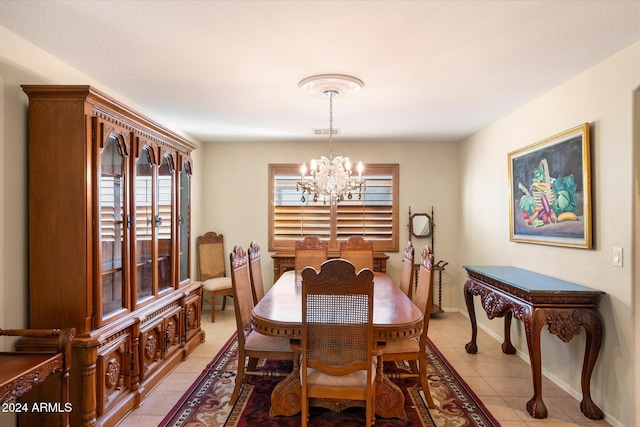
xmin=508 ymin=123 xmax=592 ymax=248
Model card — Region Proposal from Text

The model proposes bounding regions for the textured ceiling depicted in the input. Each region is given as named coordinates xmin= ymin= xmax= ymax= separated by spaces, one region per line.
xmin=0 ymin=1 xmax=638 ymax=144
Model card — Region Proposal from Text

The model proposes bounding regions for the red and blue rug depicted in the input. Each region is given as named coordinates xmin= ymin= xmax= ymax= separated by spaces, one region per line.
xmin=161 ymin=333 xmax=499 ymax=426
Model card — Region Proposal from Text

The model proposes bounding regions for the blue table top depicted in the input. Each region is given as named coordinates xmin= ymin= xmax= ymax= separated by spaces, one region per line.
xmin=463 ymin=265 xmax=604 ymax=295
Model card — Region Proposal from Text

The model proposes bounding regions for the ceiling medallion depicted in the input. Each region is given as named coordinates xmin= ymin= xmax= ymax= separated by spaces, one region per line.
xmin=298 ymin=74 xmax=364 ymax=98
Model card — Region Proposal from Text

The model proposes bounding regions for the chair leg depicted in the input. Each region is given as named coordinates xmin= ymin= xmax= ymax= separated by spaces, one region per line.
xmin=301 ymin=363 xmax=308 ymax=427
xmin=222 ymin=295 xmax=227 ymax=311
xmin=247 ymin=356 xmax=259 ymax=372
xmin=211 ymin=292 xmax=216 ymax=322
xmin=230 ymin=352 xmax=245 ymax=406
xmin=419 ymin=354 xmax=435 ymax=408
xmin=301 ymin=394 xmax=308 ymax=427
xmin=367 ymin=387 xmax=375 ymax=426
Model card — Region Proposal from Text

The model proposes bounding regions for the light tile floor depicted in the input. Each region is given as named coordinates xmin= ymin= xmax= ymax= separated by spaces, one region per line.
xmin=117 ymin=309 xmax=612 ymax=427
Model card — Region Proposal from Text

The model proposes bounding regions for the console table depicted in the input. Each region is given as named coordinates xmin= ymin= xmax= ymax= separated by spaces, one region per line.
xmin=272 ymin=252 xmax=388 ymax=281
xmin=462 ymin=266 xmax=604 ymax=420
xmin=1 ymin=328 xmax=75 ymax=427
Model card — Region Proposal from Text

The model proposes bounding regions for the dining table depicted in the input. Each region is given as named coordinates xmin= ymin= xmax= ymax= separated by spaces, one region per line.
xmin=251 ymin=269 xmax=424 ymax=419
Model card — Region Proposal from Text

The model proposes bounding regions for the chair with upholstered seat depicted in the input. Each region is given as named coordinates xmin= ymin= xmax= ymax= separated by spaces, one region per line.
xmin=197 ymin=231 xmax=233 ymax=322
xmin=339 ymin=235 xmax=374 ymax=272
xmin=248 ymin=241 xmax=265 ymax=305
xmin=294 ymin=236 xmax=328 ymax=271
xmin=382 ymin=246 xmax=436 ymax=408
xmin=399 ymin=241 xmax=415 ymax=300
xmin=294 ymin=258 xmax=383 ymax=426
xmin=229 ymin=244 xmax=294 ymax=406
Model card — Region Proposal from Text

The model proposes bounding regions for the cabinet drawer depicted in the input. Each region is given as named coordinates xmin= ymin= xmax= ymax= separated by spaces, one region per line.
xmin=97 ymin=333 xmax=131 ymax=417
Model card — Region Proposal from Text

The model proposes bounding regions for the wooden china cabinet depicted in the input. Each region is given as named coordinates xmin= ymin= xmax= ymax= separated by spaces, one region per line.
xmin=21 ymin=85 xmax=204 ymax=427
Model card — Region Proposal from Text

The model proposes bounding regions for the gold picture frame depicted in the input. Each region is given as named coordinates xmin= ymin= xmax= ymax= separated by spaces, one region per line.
xmin=508 ymin=123 xmax=592 ymax=248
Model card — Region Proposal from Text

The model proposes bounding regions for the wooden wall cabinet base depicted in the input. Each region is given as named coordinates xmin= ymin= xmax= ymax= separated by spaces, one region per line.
xmin=16 ymin=286 xmax=203 ymax=427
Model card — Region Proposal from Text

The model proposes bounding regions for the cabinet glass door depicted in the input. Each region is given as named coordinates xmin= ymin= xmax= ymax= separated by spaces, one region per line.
xmin=157 ymin=156 xmax=174 ymax=292
xmin=100 ymin=135 xmax=127 ymax=318
xmin=134 ymin=147 xmax=154 ymax=302
xmin=178 ymin=163 xmax=191 ymax=284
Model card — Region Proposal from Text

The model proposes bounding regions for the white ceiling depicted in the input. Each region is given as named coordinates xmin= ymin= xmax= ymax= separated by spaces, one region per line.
xmin=1 ymin=1 xmax=638 ymax=144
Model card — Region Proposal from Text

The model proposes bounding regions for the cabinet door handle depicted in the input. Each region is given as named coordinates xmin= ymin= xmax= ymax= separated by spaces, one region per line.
xmin=155 ymin=216 xmax=163 ymax=228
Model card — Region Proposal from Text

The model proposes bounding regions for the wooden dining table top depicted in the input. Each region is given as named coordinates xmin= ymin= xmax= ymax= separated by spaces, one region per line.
xmin=251 ymin=270 xmax=424 ymax=341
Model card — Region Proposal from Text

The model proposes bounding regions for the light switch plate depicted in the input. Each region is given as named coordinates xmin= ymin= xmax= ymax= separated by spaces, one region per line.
xmin=613 ymin=247 xmax=623 ymax=267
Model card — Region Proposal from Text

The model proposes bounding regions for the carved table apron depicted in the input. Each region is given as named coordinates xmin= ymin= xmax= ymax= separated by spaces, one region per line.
xmin=252 ymin=270 xmax=423 ymax=419
xmin=463 ymin=266 xmax=604 ymax=420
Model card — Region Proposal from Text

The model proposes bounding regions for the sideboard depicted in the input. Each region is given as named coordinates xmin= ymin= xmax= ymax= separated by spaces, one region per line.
xmin=271 ymin=252 xmax=389 ymax=281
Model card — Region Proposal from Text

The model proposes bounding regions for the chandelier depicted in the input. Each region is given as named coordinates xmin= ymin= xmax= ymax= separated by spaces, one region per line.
xmin=297 ymin=74 xmax=366 ymax=204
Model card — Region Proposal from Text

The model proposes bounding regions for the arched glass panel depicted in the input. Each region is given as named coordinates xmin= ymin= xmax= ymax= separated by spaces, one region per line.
xmin=100 ymin=135 xmax=126 ymax=318
xmin=157 ymin=156 xmax=173 ymax=291
xmin=179 ymin=164 xmax=191 ymax=283
xmin=135 ymin=147 xmax=154 ymax=301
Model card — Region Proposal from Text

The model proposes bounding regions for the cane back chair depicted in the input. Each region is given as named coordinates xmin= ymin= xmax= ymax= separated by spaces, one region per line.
xmin=228 ymin=244 xmax=294 ymax=406
xmin=382 ymin=246 xmax=435 ymax=408
xmin=248 ymin=241 xmax=265 ymax=305
xmin=398 ymin=241 xmax=415 ymax=300
xmin=294 ymin=235 xmax=329 ymax=272
xmin=197 ymin=231 xmax=233 ymax=322
xmin=339 ymin=235 xmax=374 ymax=272
xmin=295 ymin=258 xmax=383 ymax=426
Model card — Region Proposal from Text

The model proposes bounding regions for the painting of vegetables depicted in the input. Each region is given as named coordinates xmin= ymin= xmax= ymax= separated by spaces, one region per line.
xmin=508 ymin=123 xmax=592 ymax=248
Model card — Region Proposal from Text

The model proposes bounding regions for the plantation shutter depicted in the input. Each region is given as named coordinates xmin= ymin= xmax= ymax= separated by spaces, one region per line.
xmin=336 ymin=171 xmax=394 ymax=243
xmin=157 ymin=174 xmax=173 ymax=238
xmin=269 ymin=164 xmax=398 ymax=252
xmin=273 ymin=173 xmax=331 ymax=243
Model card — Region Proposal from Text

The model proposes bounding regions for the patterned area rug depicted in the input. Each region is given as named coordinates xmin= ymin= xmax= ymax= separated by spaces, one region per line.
xmin=160 ymin=334 xmax=499 ymax=426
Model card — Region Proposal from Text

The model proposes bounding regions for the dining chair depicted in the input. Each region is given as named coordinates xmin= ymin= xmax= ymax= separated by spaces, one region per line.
xmin=398 ymin=241 xmax=415 ymax=300
xmin=339 ymin=235 xmax=374 ymax=272
xmin=248 ymin=240 xmax=265 ymax=305
xmin=228 ymin=244 xmax=294 ymax=406
xmin=294 ymin=258 xmax=384 ymax=426
xmin=197 ymin=231 xmax=233 ymax=322
xmin=382 ymin=245 xmax=436 ymax=408
xmin=294 ymin=235 xmax=328 ymax=271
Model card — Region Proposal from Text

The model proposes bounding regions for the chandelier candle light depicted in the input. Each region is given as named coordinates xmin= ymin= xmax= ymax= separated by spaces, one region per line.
xmin=297 ymin=74 xmax=366 ymax=204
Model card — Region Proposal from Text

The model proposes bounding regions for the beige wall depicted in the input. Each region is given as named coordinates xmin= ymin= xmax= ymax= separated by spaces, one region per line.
xmin=194 ymin=139 xmax=461 ymax=296
xmin=0 ymin=23 xmax=638 ymax=426
xmin=0 ymin=71 xmax=30 ymax=341
xmin=459 ymin=42 xmax=639 ymax=426
xmin=633 ymin=86 xmax=640 ymax=427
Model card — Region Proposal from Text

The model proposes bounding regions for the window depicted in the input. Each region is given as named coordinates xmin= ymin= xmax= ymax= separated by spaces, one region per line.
xmin=269 ymin=164 xmax=399 ymax=252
